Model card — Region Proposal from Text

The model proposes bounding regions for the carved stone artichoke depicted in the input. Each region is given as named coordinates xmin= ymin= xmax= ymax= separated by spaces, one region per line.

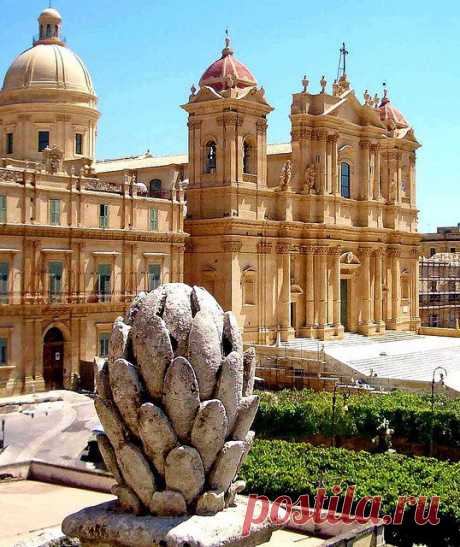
xmin=95 ymin=283 xmax=258 ymax=517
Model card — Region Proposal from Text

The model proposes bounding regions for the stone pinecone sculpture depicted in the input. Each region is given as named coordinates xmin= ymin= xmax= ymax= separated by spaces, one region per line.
xmin=95 ymin=283 xmax=258 ymax=517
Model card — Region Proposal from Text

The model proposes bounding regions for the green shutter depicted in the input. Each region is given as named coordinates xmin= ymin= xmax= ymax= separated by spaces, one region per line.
xmin=99 ymin=333 xmax=110 ymax=357
xmin=0 ymin=262 xmax=8 ymax=303
xmin=48 ymin=261 xmax=63 ymax=301
xmin=150 ymin=208 xmax=158 ymax=231
xmin=148 ymin=263 xmax=161 ymax=291
xmin=0 ymin=338 xmax=7 ymax=365
xmin=49 ymin=199 xmax=61 ymax=225
xmin=99 ymin=204 xmax=108 ymax=228
xmin=0 ymin=196 xmax=6 ymax=223
xmin=97 ymin=264 xmax=111 ymax=301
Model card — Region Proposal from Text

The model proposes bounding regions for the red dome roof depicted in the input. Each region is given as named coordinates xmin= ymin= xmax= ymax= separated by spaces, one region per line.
xmin=199 ymin=36 xmax=257 ymax=92
xmin=378 ymin=91 xmax=409 ymax=129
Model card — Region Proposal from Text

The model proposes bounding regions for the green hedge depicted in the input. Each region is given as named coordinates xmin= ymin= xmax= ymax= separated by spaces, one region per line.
xmin=240 ymin=439 xmax=460 ymax=547
xmin=254 ymin=389 xmax=460 ymax=447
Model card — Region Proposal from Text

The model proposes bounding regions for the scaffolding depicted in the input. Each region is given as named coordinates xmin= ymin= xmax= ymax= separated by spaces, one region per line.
xmin=419 ymin=253 xmax=460 ymax=328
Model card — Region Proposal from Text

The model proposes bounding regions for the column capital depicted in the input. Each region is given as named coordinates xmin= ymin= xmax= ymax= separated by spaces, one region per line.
xmin=358 ymin=246 xmax=373 ymax=257
xmin=257 ymin=241 xmax=273 ymax=254
xmin=374 ymin=247 xmax=385 ymax=257
xmin=329 ymin=245 xmax=342 ymax=256
xmin=300 ymin=245 xmax=315 ymax=255
xmin=359 ymin=139 xmax=371 ymax=149
xmin=315 ymin=246 xmax=329 ymax=256
xmin=327 ymin=133 xmax=339 ymax=144
xmin=223 ymin=239 xmax=242 ymax=253
xmin=187 ymin=118 xmax=202 ymax=129
xmin=370 ymin=142 xmax=381 ymax=153
xmin=276 ymin=242 xmax=291 ymax=255
xmin=256 ymin=118 xmax=268 ymax=134
xmin=387 ymin=247 xmax=401 ymax=258
xmin=410 ymin=247 xmax=420 ymax=257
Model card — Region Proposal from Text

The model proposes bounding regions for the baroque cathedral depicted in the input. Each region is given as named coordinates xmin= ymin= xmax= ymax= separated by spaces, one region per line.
xmin=0 ymin=8 xmax=420 ymax=394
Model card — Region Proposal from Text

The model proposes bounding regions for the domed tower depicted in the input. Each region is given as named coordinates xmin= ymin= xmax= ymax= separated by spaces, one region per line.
xmin=182 ymin=33 xmax=272 ymax=220
xmin=0 ymin=7 xmax=99 ymax=164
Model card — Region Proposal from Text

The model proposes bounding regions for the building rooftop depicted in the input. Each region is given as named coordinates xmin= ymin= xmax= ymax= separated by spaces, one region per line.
xmin=95 ymin=143 xmax=292 ymax=173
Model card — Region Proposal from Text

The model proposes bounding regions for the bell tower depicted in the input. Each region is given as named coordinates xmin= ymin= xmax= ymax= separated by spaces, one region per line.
xmin=182 ymin=34 xmax=273 ymax=220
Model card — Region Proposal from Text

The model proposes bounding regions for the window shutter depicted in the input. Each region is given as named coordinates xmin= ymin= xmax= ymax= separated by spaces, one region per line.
xmin=0 ymin=196 xmax=6 ymax=223
xmin=150 ymin=208 xmax=158 ymax=231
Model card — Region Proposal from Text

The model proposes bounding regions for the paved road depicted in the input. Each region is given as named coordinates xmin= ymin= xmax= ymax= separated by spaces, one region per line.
xmin=0 ymin=391 xmax=99 ymax=466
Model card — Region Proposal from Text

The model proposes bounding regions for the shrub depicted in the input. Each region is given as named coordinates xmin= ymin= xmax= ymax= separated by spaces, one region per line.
xmin=254 ymin=389 xmax=460 ymax=447
xmin=240 ymin=439 xmax=460 ymax=547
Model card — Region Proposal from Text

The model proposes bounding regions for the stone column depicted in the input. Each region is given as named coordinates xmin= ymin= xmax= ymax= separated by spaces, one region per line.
xmin=396 ymin=150 xmax=402 ymax=204
xmin=332 ymin=247 xmax=342 ymax=327
xmin=359 ymin=247 xmax=372 ymax=333
xmin=330 ymin=134 xmax=339 ymax=195
xmin=409 ymin=151 xmax=416 ymax=208
xmin=371 ymin=144 xmax=381 ymax=200
xmin=277 ymin=242 xmax=291 ymax=341
xmin=317 ymin=130 xmax=328 ymax=195
xmin=360 ymin=140 xmax=370 ymax=200
xmin=223 ymin=239 xmax=242 ymax=321
xmin=317 ymin=247 xmax=328 ymax=327
xmin=374 ymin=248 xmax=385 ymax=332
xmin=410 ymin=247 xmax=420 ymax=331
xmin=389 ymin=248 xmax=401 ymax=327
xmin=304 ymin=246 xmax=315 ymax=329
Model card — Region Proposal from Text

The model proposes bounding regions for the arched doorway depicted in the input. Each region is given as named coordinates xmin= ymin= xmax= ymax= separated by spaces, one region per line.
xmin=43 ymin=327 xmax=64 ymax=390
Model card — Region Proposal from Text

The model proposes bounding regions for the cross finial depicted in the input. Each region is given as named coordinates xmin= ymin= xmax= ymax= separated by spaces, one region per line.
xmin=337 ymin=42 xmax=349 ymax=80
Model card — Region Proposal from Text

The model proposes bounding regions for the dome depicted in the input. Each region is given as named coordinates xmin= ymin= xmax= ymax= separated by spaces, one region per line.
xmin=38 ymin=8 xmax=62 ymax=22
xmin=199 ymin=34 xmax=257 ymax=92
xmin=2 ymin=44 xmax=95 ymax=95
xmin=379 ymin=90 xmax=408 ymax=129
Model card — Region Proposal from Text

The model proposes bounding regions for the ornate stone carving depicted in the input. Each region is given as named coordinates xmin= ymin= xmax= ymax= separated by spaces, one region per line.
xmin=84 ymin=283 xmax=258 ymax=518
xmin=276 ymin=242 xmax=291 ymax=254
xmin=279 ymin=160 xmax=292 ymax=190
xmin=257 ymin=241 xmax=272 ymax=254
xmin=256 ymin=119 xmax=267 ymax=134
xmin=303 ymin=163 xmax=316 ymax=194
xmin=42 ymin=145 xmax=64 ymax=174
xmin=223 ymin=240 xmax=242 ymax=253
xmin=84 ymin=178 xmax=122 ymax=194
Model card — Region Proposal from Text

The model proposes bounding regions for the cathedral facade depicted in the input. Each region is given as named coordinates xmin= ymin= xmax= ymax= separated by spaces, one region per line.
xmin=0 ymin=7 xmax=420 ymax=394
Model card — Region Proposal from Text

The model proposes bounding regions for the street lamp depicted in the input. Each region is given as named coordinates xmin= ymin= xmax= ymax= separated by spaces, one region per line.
xmin=430 ymin=366 xmax=447 ymax=457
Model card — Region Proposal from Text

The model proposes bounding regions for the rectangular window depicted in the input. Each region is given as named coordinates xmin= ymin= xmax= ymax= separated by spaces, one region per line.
xmin=48 ymin=261 xmax=63 ymax=302
xmin=0 ymin=338 xmax=6 ymax=365
xmin=49 ymin=199 xmax=61 ymax=225
xmin=0 ymin=262 xmax=8 ymax=304
xmin=75 ymin=133 xmax=83 ymax=155
xmin=97 ymin=263 xmax=111 ymax=302
xmin=451 ymin=248 xmax=456 ymax=254
xmin=0 ymin=195 xmax=6 ymax=223
xmin=148 ymin=263 xmax=161 ymax=291
xmin=6 ymin=133 xmax=13 ymax=155
xmin=98 ymin=333 xmax=110 ymax=358
xmin=38 ymin=131 xmax=50 ymax=152
xmin=430 ymin=248 xmax=436 ymax=257
xmin=150 ymin=208 xmax=158 ymax=231
xmin=99 ymin=204 xmax=109 ymax=228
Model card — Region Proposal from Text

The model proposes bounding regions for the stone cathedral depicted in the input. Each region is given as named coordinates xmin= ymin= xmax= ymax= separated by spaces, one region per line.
xmin=0 ymin=7 xmax=420 ymax=394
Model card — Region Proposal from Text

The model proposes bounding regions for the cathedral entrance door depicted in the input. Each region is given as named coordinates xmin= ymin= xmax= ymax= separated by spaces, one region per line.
xmin=43 ymin=327 xmax=64 ymax=390
xmin=340 ymin=279 xmax=349 ymax=331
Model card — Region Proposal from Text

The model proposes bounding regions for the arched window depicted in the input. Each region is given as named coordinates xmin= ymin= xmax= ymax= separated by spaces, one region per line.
xmin=205 ymin=141 xmax=217 ymax=173
xmin=149 ymin=179 xmax=162 ymax=198
xmin=340 ymin=162 xmax=351 ymax=198
xmin=46 ymin=24 xmax=52 ymax=38
xmin=243 ymin=141 xmax=254 ymax=174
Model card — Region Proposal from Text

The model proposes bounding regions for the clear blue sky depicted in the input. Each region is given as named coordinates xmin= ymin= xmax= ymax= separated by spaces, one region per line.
xmin=1 ymin=0 xmax=459 ymax=232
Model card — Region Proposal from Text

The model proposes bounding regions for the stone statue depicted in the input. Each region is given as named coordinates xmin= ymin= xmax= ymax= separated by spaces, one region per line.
xmin=373 ymin=417 xmax=395 ymax=453
xmin=63 ymin=283 xmax=262 ymax=545
xmin=279 ymin=160 xmax=292 ymax=190
xmin=42 ymin=145 xmax=64 ymax=174
xmin=303 ymin=163 xmax=316 ymax=194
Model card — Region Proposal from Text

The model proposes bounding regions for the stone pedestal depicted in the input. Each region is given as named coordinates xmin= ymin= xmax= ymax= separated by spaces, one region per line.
xmin=62 ymin=498 xmax=275 ymax=547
